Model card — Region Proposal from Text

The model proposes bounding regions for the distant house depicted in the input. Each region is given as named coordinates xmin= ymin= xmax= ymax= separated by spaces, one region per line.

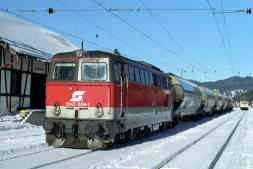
xmin=0 ymin=12 xmax=77 ymax=114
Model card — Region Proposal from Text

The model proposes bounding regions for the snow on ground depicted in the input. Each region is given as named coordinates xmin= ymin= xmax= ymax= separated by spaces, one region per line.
xmin=215 ymin=109 xmax=253 ymax=169
xmin=0 ymin=109 xmax=252 ymax=169
xmin=162 ymin=110 xmax=245 ymax=169
xmin=0 ymin=115 xmax=46 ymax=161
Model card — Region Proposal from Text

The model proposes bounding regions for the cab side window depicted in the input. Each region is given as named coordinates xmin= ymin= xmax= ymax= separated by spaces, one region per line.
xmin=144 ymin=71 xmax=148 ymax=85
xmin=129 ymin=65 xmax=135 ymax=81
xmin=149 ymin=72 xmax=154 ymax=86
xmin=140 ymin=69 xmax=146 ymax=85
xmin=123 ymin=64 xmax=129 ymax=82
xmin=135 ymin=67 xmax=141 ymax=83
xmin=113 ymin=63 xmax=121 ymax=82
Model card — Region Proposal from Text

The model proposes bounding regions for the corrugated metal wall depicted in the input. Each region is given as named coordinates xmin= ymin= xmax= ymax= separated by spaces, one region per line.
xmin=0 ymin=42 xmax=48 ymax=115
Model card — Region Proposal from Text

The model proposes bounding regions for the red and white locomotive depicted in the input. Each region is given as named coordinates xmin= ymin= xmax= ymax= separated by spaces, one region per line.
xmin=43 ymin=49 xmax=233 ymax=149
xmin=44 ymin=50 xmax=173 ymax=148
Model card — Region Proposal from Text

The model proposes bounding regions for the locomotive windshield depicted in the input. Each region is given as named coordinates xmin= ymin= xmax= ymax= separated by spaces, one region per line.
xmin=53 ymin=63 xmax=76 ymax=80
xmin=81 ymin=62 xmax=107 ymax=81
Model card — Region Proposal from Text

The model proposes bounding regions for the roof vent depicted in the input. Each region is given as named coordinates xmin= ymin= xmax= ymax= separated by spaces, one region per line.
xmin=114 ymin=49 xmax=120 ymax=55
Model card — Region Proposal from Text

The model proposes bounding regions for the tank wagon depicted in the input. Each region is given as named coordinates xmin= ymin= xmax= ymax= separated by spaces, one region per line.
xmin=43 ymin=50 xmax=173 ymax=149
xmin=169 ymin=74 xmax=204 ymax=121
xmin=202 ymin=87 xmax=216 ymax=115
xmin=168 ymin=74 xmax=233 ymax=120
xmin=213 ymin=90 xmax=223 ymax=113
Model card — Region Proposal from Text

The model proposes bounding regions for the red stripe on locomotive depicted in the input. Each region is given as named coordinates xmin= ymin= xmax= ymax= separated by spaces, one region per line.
xmin=46 ymin=82 xmax=169 ymax=108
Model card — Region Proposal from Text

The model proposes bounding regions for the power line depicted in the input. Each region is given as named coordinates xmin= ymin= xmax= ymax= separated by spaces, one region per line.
xmin=138 ymin=0 xmax=184 ymax=51
xmin=55 ymin=1 xmax=215 ymax=81
xmin=89 ymin=0 xmax=219 ymax=81
xmin=90 ymin=0 xmax=179 ymax=56
xmin=205 ymin=1 xmax=233 ymax=75
xmin=0 ymin=9 xmax=115 ymax=52
xmin=220 ymin=0 xmax=236 ymax=75
xmin=137 ymin=0 xmax=215 ymax=81
xmin=206 ymin=0 xmax=227 ymax=49
xmin=54 ymin=0 xmax=139 ymax=54
xmin=1 ymin=6 xmax=229 ymax=81
xmin=0 ymin=8 xmax=249 ymax=14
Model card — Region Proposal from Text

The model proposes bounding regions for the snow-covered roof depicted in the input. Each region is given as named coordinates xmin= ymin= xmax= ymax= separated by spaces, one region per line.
xmin=0 ymin=12 xmax=78 ymax=60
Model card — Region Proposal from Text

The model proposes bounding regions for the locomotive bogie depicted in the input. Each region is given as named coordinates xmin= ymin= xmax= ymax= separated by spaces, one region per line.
xmin=44 ymin=105 xmax=172 ymax=148
xmin=44 ymin=118 xmax=118 ymax=148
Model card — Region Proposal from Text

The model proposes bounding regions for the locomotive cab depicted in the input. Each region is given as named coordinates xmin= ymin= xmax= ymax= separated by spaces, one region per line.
xmin=44 ymin=50 xmax=117 ymax=148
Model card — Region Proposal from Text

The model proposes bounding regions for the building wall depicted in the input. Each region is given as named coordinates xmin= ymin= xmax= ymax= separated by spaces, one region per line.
xmin=0 ymin=42 xmax=49 ymax=115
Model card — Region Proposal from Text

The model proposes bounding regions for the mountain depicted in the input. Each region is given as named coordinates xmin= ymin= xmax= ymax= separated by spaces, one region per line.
xmin=192 ymin=76 xmax=253 ymax=92
xmin=190 ymin=76 xmax=253 ymax=102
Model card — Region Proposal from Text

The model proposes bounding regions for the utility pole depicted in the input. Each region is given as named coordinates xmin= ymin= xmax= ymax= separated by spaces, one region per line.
xmin=180 ymin=68 xmax=185 ymax=78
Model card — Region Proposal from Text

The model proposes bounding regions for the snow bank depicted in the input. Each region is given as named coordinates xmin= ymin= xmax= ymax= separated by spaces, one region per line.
xmin=0 ymin=114 xmax=47 ymax=161
xmin=0 ymin=11 xmax=78 ymax=59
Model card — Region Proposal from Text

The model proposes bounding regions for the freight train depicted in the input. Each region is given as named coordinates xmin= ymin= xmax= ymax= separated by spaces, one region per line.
xmin=43 ymin=49 xmax=233 ymax=149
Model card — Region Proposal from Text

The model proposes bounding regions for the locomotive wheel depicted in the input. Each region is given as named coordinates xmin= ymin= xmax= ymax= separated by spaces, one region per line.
xmin=52 ymin=138 xmax=66 ymax=147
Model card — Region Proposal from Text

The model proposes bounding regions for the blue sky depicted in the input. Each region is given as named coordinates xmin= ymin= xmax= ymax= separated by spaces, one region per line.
xmin=1 ymin=0 xmax=252 ymax=82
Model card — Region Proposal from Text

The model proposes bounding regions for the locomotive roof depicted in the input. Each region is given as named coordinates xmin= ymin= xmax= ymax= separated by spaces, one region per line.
xmin=54 ymin=49 xmax=164 ymax=74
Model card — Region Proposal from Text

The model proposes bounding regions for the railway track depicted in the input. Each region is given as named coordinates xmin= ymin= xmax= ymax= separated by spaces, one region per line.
xmin=152 ymin=111 xmax=245 ymax=169
xmin=30 ymin=150 xmax=94 ymax=169
xmin=0 ymin=145 xmax=53 ymax=162
xmin=0 ymin=133 xmax=43 ymax=141
xmin=207 ymin=111 xmax=245 ymax=169
xmin=27 ymin=138 xmax=137 ymax=169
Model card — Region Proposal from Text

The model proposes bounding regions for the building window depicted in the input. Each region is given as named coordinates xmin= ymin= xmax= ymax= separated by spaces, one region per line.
xmin=11 ymin=71 xmax=21 ymax=96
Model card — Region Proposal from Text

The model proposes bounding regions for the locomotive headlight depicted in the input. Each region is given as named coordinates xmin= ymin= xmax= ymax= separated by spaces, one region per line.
xmin=95 ymin=103 xmax=104 ymax=118
xmin=54 ymin=103 xmax=61 ymax=116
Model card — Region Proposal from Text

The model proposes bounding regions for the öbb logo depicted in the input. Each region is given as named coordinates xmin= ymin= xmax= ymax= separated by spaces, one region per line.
xmin=65 ymin=91 xmax=89 ymax=107
xmin=70 ymin=91 xmax=86 ymax=102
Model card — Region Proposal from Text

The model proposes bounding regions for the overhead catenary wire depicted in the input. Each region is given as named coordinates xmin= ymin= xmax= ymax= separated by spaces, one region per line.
xmin=204 ymin=0 xmax=236 ymax=82
xmin=0 ymin=5 xmax=233 ymax=81
xmin=206 ymin=0 xmax=227 ymax=50
xmin=89 ymin=0 xmax=222 ymax=81
xmin=0 ymin=8 xmax=115 ymax=53
xmin=220 ymin=0 xmax=237 ymax=92
xmin=0 ymin=8 xmax=249 ymax=14
xmin=136 ymin=0 xmax=215 ymax=81
xmin=54 ymin=0 xmax=214 ymax=81
xmin=89 ymin=0 xmax=214 ymax=79
xmin=54 ymin=0 xmax=139 ymax=55
xmin=138 ymin=0 xmax=184 ymax=51
xmin=220 ymin=0 xmax=236 ymax=75
xmin=90 ymin=0 xmax=180 ymax=57
xmin=205 ymin=0 xmax=236 ymax=80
